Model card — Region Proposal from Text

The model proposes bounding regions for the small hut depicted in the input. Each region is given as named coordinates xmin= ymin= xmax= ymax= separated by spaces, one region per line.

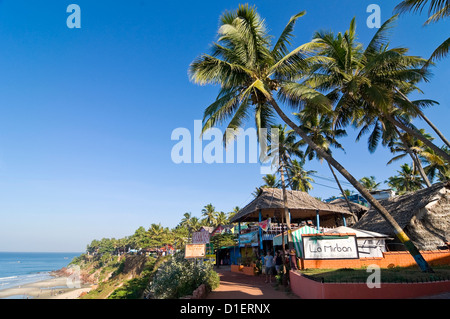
xmin=354 ymin=182 xmax=450 ymax=251
xmin=230 ymin=188 xmax=356 ymax=227
xmin=230 ymin=188 xmax=355 ymax=264
xmin=328 ymin=198 xmax=370 ymax=222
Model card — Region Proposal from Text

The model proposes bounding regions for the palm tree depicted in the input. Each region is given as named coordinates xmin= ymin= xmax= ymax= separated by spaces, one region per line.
xmin=295 ymin=112 xmax=355 ymax=214
xmin=359 ymin=176 xmax=381 ymax=191
xmin=387 ymin=129 xmax=434 ymax=186
xmin=252 ymin=187 xmax=263 ymax=198
xmin=214 ymin=211 xmax=229 ymax=226
xmin=395 ymin=0 xmax=450 ymax=67
xmin=386 ymin=163 xmax=425 ymax=194
xmin=180 ymin=212 xmax=196 ymax=234
xmin=201 ymin=203 xmax=217 ymax=226
xmin=342 ymin=189 xmax=355 ymax=197
xmin=287 ymin=159 xmax=316 ymax=192
xmin=189 ymin=217 xmax=202 ymax=233
xmin=296 ymin=112 xmax=347 ymax=162
xmin=392 ymin=4 xmax=450 ymax=147
xmin=265 ymin=124 xmax=312 ymax=279
xmin=180 ymin=212 xmax=192 ymax=226
xmin=172 ymin=226 xmax=189 ymax=249
xmin=422 ymin=145 xmax=450 ymax=182
xmin=262 ymin=174 xmax=279 ymax=188
xmin=228 ymin=206 xmax=240 ymax=221
xmin=266 ymin=124 xmax=305 ymax=254
xmin=189 ymin=5 xmax=433 ymax=271
xmin=148 ymin=223 xmax=171 ymax=247
xmin=308 ymin=15 xmax=450 ymax=162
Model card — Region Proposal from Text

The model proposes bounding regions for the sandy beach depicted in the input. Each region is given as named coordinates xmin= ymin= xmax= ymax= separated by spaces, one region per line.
xmin=0 ymin=275 xmax=92 ymax=299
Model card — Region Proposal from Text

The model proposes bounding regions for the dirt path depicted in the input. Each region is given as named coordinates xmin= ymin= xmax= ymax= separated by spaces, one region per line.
xmin=206 ymin=267 xmax=299 ymax=299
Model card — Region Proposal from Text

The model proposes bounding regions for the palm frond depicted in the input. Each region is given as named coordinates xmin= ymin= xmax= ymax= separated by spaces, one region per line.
xmin=425 ymin=36 xmax=450 ymax=66
xmin=272 ymin=11 xmax=306 ymax=59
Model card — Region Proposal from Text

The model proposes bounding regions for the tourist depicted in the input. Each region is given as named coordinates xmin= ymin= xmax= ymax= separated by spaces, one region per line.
xmin=275 ymin=250 xmax=283 ymax=274
xmin=264 ymin=251 xmax=275 ymax=283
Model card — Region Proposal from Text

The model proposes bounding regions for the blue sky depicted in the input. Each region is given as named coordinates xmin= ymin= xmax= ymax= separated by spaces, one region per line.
xmin=0 ymin=1 xmax=448 ymax=252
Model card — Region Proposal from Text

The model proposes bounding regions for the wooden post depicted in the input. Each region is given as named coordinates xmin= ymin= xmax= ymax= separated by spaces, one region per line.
xmin=316 ymin=210 xmax=320 ymax=231
xmin=238 ymin=221 xmax=241 ymax=263
xmin=259 ymin=209 xmax=264 ymax=266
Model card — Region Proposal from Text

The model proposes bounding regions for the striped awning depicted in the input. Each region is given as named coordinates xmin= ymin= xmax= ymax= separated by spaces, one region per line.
xmin=273 ymin=226 xmax=321 ymax=257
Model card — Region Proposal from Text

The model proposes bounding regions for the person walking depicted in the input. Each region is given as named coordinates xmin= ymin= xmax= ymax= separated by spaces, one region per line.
xmin=275 ymin=250 xmax=283 ymax=274
xmin=264 ymin=251 xmax=276 ymax=283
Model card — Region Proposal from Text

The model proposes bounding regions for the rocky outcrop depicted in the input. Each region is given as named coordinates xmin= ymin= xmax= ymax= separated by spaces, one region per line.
xmin=122 ymin=255 xmax=148 ymax=276
xmin=181 ymin=284 xmax=209 ymax=299
xmin=51 ymin=266 xmax=96 ymax=284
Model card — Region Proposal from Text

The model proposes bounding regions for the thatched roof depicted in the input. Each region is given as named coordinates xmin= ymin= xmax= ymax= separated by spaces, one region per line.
xmin=329 ymin=198 xmax=369 ymax=213
xmin=354 ymin=182 xmax=450 ymax=236
xmin=325 ymin=226 xmax=390 ymax=239
xmin=230 ymin=188 xmax=354 ymax=223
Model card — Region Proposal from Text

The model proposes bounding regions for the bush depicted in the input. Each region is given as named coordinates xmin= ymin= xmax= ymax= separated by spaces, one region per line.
xmin=147 ymin=252 xmax=219 ymax=299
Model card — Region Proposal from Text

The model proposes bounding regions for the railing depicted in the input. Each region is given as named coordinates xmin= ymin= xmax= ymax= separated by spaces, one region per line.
xmin=238 ymin=223 xmax=338 ymax=236
xmin=239 ymin=223 xmax=303 ymax=235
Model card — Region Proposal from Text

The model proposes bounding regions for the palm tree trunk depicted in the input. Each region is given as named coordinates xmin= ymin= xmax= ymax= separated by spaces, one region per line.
xmin=420 ymin=112 xmax=450 ymax=148
xmin=267 ymin=96 xmax=434 ymax=273
xmin=279 ymin=209 xmax=288 ymax=285
xmin=387 ymin=114 xmax=450 ymax=163
xmin=413 ymin=153 xmax=431 ymax=187
xmin=395 ymin=88 xmax=450 ymax=148
xmin=394 ymin=127 xmax=432 ymax=187
xmin=327 ymin=162 xmax=356 ymax=219
xmin=279 ymin=163 xmax=294 ymax=250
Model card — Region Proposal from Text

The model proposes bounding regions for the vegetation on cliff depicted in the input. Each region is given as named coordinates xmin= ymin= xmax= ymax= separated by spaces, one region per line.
xmin=145 ymin=252 xmax=220 ymax=299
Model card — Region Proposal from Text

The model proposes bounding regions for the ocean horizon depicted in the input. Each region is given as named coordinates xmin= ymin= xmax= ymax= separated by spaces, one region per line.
xmin=0 ymin=252 xmax=82 ymax=293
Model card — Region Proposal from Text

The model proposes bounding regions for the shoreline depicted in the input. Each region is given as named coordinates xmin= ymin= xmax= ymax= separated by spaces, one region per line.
xmin=0 ymin=272 xmax=93 ymax=299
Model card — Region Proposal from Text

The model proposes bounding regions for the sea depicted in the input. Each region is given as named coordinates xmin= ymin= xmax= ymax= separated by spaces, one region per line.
xmin=0 ymin=252 xmax=82 ymax=294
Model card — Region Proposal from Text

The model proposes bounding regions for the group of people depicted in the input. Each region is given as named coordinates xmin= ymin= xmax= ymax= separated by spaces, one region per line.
xmin=263 ymin=250 xmax=284 ymax=283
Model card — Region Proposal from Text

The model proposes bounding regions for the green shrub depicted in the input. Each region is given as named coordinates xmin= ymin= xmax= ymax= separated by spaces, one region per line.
xmin=147 ymin=252 xmax=219 ymax=299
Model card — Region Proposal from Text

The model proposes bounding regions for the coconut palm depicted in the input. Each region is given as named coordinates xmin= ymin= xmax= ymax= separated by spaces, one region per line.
xmin=148 ymin=223 xmax=172 ymax=247
xmin=386 ymin=163 xmax=425 ymax=194
xmin=201 ymin=203 xmax=217 ymax=226
xmin=252 ymin=187 xmax=263 ymax=198
xmin=266 ymin=124 xmax=306 ymax=253
xmin=214 ymin=211 xmax=229 ymax=226
xmin=189 ymin=217 xmax=202 ymax=233
xmin=395 ymin=0 xmax=450 ymax=66
xmin=296 ymin=112 xmax=347 ymax=161
xmin=359 ymin=176 xmax=381 ymax=191
xmin=308 ymin=15 xmax=450 ymax=161
xmin=422 ymin=146 xmax=450 ymax=182
xmin=228 ymin=206 xmax=240 ymax=220
xmin=180 ymin=212 xmax=193 ymax=227
xmin=295 ymin=112 xmax=355 ymax=213
xmin=189 ymin=5 xmax=433 ymax=271
xmin=394 ymin=2 xmax=450 ymax=147
xmin=287 ymin=159 xmax=316 ymax=192
xmin=342 ymin=189 xmax=355 ymax=197
xmin=262 ymin=174 xmax=279 ymax=188
xmin=387 ymin=129 xmax=434 ymax=186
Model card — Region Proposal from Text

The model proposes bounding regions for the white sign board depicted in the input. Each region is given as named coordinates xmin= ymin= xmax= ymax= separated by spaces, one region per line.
xmin=185 ymin=244 xmax=206 ymax=259
xmin=192 ymin=231 xmax=210 ymax=244
xmin=302 ymin=235 xmax=359 ymax=260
